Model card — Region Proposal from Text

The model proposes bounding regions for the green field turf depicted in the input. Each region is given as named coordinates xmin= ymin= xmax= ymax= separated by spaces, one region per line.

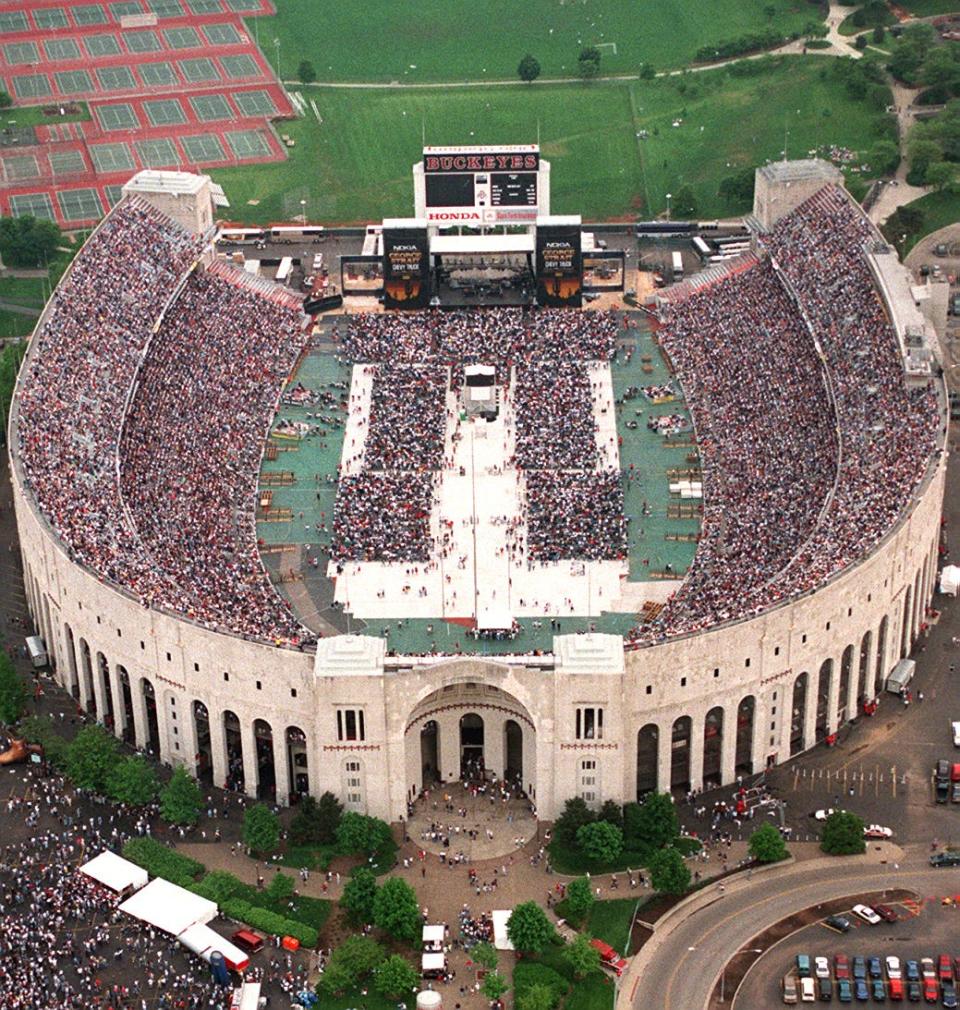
xmin=901 ymin=190 xmax=960 ymax=252
xmin=210 ymin=57 xmax=891 ymax=223
xmin=253 ymin=0 xmax=816 ymax=83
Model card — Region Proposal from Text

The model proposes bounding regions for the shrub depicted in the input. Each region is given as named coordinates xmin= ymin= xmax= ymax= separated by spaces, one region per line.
xmin=513 ymin=962 xmax=568 ymax=1009
xmin=695 ymin=29 xmax=785 ymax=63
xmin=577 ymin=821 xmax=624 ymax=863
xmin=122 ymin=837 xmax=204 ymax=887
xmin=159 ymin=766 xmax=203 ymax=826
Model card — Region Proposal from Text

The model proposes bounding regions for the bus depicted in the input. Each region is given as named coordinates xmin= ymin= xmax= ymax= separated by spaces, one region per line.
xmin=671 ymin=251 xmax=684 ymax=281
xmin=270 ymin=225 xmax=325 ymax=244
xmin=275 ymin=256 xmax=293 ymax=284
xmin=691 ymin=235 xmax=713 ymax=262
xmin=219 ymin=227 xmax=265 ymax=245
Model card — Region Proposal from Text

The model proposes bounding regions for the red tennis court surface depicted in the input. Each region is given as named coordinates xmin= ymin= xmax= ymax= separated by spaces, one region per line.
xmin=0 ymin=0 xmax=291 ymax=226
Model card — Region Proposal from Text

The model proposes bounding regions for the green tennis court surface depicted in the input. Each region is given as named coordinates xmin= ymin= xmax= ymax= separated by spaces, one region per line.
xmin=123 ymin=30 xmax=162 ymax=54
xmin=226 ymin=130 xmax=272 ymax=159
xmin=110 ymin=1 xmax=143 ymax=16
xmin=84 ymin=34 xmax=121 ymax=58
xmin=2 ymin=156 xmax=41 ymax=182
xmin=103 ymin=184 xmax=125 ymax=208
xmin=178 ymin=57 xmax=220 ymax=83
xmin=73 ymin=5 xmax=110 ymax=26
xmin=190 ymin=94 xmax=232 ymax=122
xmin=135 ymin=138 xmax=180 ymax=167
xmin=89 ymin=142 xmax=136 ymax=174
xmin=4 ymin=42 xmax=38 ymax=65
xmin=12 ymin=75 xmax=52 ymax=100
xmin=45 ymin=39 xmax=81 ymax=62
xmin=233 ymin=90 xmax=276 ymax=116
xmin=33 ymin=8 xmax=70 ymax=30
xmin=49 ymin=150 xmax=87 ymax=176
xmin=139 ymin=62 xmax=178 ymax=87
xmin=187 ymin=0 xmax=225 ymax=12
xmin=95 ymin=103 xmax=140 ymax=130
xmin=146 ymin=0 xmax=186 ymax=17
xmin=9 ymin=193 xmax=55 ymax=221
xmin=204 ymin=23 xmax=241 ymax=45
xmin=96 ymin=67 xmax=138 ymax=91
xmin=143 ymin=98 xmax=188 ymax=127
xmin=221 ymin=54 xmax=261 ymax=79
xmin=0 ymin=11 xmax=29 ymax=32
xmin=55 ymin=70 xmax=94 ymax=95
xmin=180 ymin=134 xmax=227 ymax=162
xmin=58 ymin=189 xmax=103 ymax=222
xmin=163 ymin=26 xmax=202 ymax=49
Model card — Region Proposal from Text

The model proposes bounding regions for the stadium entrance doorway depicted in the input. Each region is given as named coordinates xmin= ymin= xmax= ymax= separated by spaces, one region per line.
xmin=460 ymin=713 xmax=485 ymax=778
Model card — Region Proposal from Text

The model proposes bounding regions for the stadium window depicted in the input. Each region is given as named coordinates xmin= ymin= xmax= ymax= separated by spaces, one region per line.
xmin=97 ymin=616 xmax=101 ymax=624
xmin=175 ymin=742 xmax=179 ymax=751
xmin=774 ymin=646 xmax=780 ymax=656
xmin=291 ymin=688 xmax=297 ymax=698
xmin=801 ymin=634 xmax=807 ymax=644
xmin=338 ymin=709 xmax=365 ymax=742
xmin=194 ymin=662 xmax=199 ymax=672
xmin=770 ymin=736 xmax=775 ymax=746
xmin=223 ymin=672 xmax=229 ymax=682
xmin=868 ymin=593 xmax=872 ymax=602
xmin=713 ymin=669 xmax=719 ymax=679
xmin=772 ymin=691 xmax=778 ymax=701
xmin=140 ymin=641 xmax=145 ymax=650
xmin=256 ymin=680 xmax=262 ymax=691
xmin=771 ymin=706 xmax=776 ymax=715
xmin=166 ymin=652 xmax=171 ymax=662
xmin=770 ymin=722 xmax=776 ymax=731
xmin=117 ymin=628 xmax=122 ymax=638
xmin=680 ymin=677 xmax=687 ymax=687
xmin=825 ymin=621 xmax=831 ymax=631
xmin=847 ymin=607 xmax=853 ymax=617
xmin=645 ymin=685 xmax=652 ymax=695
xmin=576 ymin=707 xmax=602 ymax=740
xmin=744 ymin=658 xmax=750 ymax=668
xmin=173 ymin=726 xmax=177 ymax=735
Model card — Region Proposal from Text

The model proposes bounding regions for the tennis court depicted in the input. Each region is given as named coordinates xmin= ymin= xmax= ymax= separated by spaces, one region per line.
xmin=233 ymin=90 xmax=276 ymax=116
xmin=9 ymin=193 xmax=56 ymax=221
xmin=12 ymin=75 xmax=53 ymax=100
xmin=57 ymin=188 xmax=102 ymax=222
xmin=4 ymin=41 xmax=38 ymax=64
xmin=55 ymin=70 xmax=94 ymax=95
xmin=180 ymin=134 xmax=227 ymax=162
xmin=187 ymin=0 xmax=225 ymax=12
xmin=33 ymin=8 xmax=70 ymax=30
xmin=2 ymin=156 xmax=41 ymax=183
xmin=178 ymin=58 xmax=221 ymax=83
xmin=163 ymin=26 xmax=203 ymax=49
xmin=96 ymin=66 xmax=138 ymax=91
xmin=73 ymin=5 xmax=110 ymax=26
xmin=225 ymin=0 xmax=262 ymax=10
xmin=139 ymin=62 xmax=178 ymax=87
xmin=0 ymin=11 xmax=29 ymax=32
xmin=143 ymin=98 xmax=187 ymax=127
xmin=103 ymin=183 xmax=124 ymax=208
xmin=110 ymin=1 xmax=143 ymax=17
xmin=84 ymin=34 xmax=122 ymax=58
xmin=190 ymin=94 xmax=232 ymax=122
xmin=89 ymin=142 xmax=136 ymax=174
xmin=226 ymin=130 xmax=272 ymax=159
xmin=44 ymin=39 xmax=81 ymax=62
xmin=135 ymin=138 xmax=179 ymax=167
xmin=49 ymin=150 xmax=88 ymax=176
xmin=146 ymin=0 xmax=186 ymax=17
xmin=123 ymin=29 xmax=162 ymax=54
xmin=95 ymin=103 xmax=140 ymax=130
xmin=220 ymin=54 xmax=261 ymax=79
xmin=203 ymin=23 xmax=241 ymax=45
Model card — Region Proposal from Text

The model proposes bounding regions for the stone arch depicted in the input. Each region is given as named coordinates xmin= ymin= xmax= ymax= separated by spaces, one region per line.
xmin=857 ymin=630 xmax=872 ymax=711
xmin=702 ymin=707 xmax=723 ymax=788
xmin=193 ymin=701 xmax=213 ymax=785
xmin=223 ymin=710 xmax=244 ymax=791
xmin=287 ymin=725 xmax=308 ymax=799
xmin=504 ymin=719 xmax=523 ymax=784
xmin=914 ymin=567 xmax=923 ymax=642
xmin=875 ymin=615 xmax=889 ymax=693
xmin=636 ymin=724 xmax=658 ymax=799
xmin=459 ymin=713 xmax=485 ymax=780
xmin=670 ymin=715 xmax=692 ymax=793
xmin=790 ymin=671 xmax=808 ymax=757
xmin=838 ymin=644 xmax=854 ymax=726
xmin=140 ymin=678 xmax=160 ymax=756
xmin=815 ymin=659 xmax=832 ymax=741
xmin=735 ymin=695 xmax=755 ymax=774
xmin=420 ymin=720 xmax=440 ymax=788
xmin=253 ymin=718 xmax=276 ymax=801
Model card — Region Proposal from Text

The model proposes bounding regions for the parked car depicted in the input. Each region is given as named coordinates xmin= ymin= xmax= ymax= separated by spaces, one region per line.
xmin=929 ymin=852 xmax=960 ymax=867
xmin=785 ymin=973 xmax=800 ymax=1004
xmin=819 ymin=977 xmax=834 ymax=1001
xmin=939 ymin=957 xmax=953 ymax=983
xmin=855 ymin=979 xmax=870 ymax=1002
xmin=801 ymin=976 xmax=817 ymax=1002
xmin=854 ymin=905 xmax=883 ymax=925
xmin=838 ymin=979 xmax=853 ymax=1003
xmin=855 ymin=958 xmax=869 ymax=980
xmin=888 ymin=977 xmax=904 ymax=1001
xmin=921 ymin=959 xmax=936 ymax=980
xmin=814 ymin=808 xmax=842 ymax=821
xmin=816 ymin=957 xmax=831 ymax=979
xmin=906 ymin=979 xmax=922 ymax=1002
xmin=835 ymin=956 xmax=851 ymax=979
xmin=936 ymin=760 xmax=951 ymax=804
xmin=906 ymin=962 xmax=921 ymax=982
xmin=887 ymin=957 xmax=902 ymax=980
xmin=229 ymin=929 xmax=264 ymax=954
xmin=828 ymin=915 xmax=853 ymax=933
xmin=953 ymin=959 xmax=960 ymax=984
xmin=952 ymin=781 xmax=960 ymax=804
xmin=874 ymin=905 xmax=898 ymax=923
xmin=943 ymin=982 xmax=958 ymax=1009
xmin=923 ymin=977 xmax=938 ymax=1003
xmin=872 ymin=978 xmax=886 ymax=1001
xmin=953 ymin=722 xmax=960 ymax=748
xmin=868 ymin=957 xmax=883 ymax=979
xmin=798 ymin=955 xmax=813 ymax=978
xmin=864 ymin=825 xmax=893 ymax=840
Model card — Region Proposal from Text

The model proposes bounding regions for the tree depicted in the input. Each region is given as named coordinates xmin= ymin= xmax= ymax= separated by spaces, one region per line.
xmin=919 ymin=45 xmax=960 ymax=95
xmin=640 ymin=63 xmax=656 ymax=80
xmin=297 ymin=60 xmax=317 ymax=84
xmin=518 ymin=984 xmax=558 ymax=1010
xmin=564 ymin=876 xmax=595 ymax=921
xmin=482 ymin=971 xmax=510 ymax=1002
xmin=0 ymin=652 xmax=26 ymax=724
xmin=671 ymin=184 xmax=698 ymax=219
xmin=855 ymin=34 xmax=868 ymax=51
xmin=563 ymin=934 xmax=602 ymax=979
xmin=820 ymin=811 xmax=866 ymax=855
xmin=518 ymin=54 xmax=541 ymax=83
xmin=375 ymin=955 xmax=419 ymax=998
xmin=0 ymin=90 xmax=11 ymax=110
xmin=317 ymin=962 xmax=355 ymax=996
xmin=106 ymin=756 xmax=158 ymax=806
xmin=648 ymin=847 xmax=691 ymax=894
xmin=748 ymin=822 xmax=788 ymax=864
xmin=290 ymin=791 xmax=343 ymax=846
xmin=718 ymin=167 xmax=755 ymax=206
xmin=625 ymin=791 xmax=679 ymax=848
xmin=926 ymin=160 xmax=957 ymax=191
xmin=341 ymin=866 xmax=378 ymax=924
xmin=869 ymin=139 xmax=901 ymax=176
xmin=196 ymin=870 xmax=242 ymax=904
xmin=159 ymin=765 xmax=203 ymax=826
xmin=267 ymin=870 xmax=295 ymax=901
xmin=577 ymin=820 xmax=624 ymax=863
xmin=17 ymin=714 xmax=68 ymax=769
xmin=0 ymin=216 xmax=61 ymax=269
xmin=873 ymin=24 xmax=885 ymax=44
xmin=336 ymin=811 xmax=392 ymax=855
xmin=554 ymin=796 xmax=595 ymax=847
xmin=507 ymin=901 xmax=555 ymax=954
xmin=578 ymin=46 xmax=601 ymax=80
xmin=66 ymin=724 xmax=120 ymax=794
xmin=598 ymin=799 xmax=623 ymax=829
xmin=334 ymin=935 xmax=385 ymax=980
xmin=372 ymin=877 xmax=421 ymax=944
xmin=472 ymin=941 xmax=498 ymax=970
xmin=243 ymin=803 xmax=281 ymax=855
xmin=908 ymin=137 xmax=943 ymax=184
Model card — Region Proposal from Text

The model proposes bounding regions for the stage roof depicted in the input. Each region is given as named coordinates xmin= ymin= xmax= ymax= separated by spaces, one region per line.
xmin=430 ymin=234 xmax=534 ymax=255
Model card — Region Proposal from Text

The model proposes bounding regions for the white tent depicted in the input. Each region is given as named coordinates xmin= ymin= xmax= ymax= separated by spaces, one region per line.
xmin=79 ymin=851 xmax=148 ymax=895
xmin=940 ymin=565 xmax=960 ymax=596
xmin=421 ymin=952 xmax=446 ymax=975
xmin=119 ymin=877 xmax=217 ymax=936
xmin=229 ymin=981 xmax=262 ymax=1010
xmin=179 ymin=922 xmax=249 ymax=971
xmin=492 ymin=909 xmax=514 ymax=951
xmin=422 ymin=924 xmax=445 ymax=950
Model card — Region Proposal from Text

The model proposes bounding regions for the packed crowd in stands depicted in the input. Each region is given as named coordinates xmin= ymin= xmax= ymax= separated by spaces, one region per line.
xmin=331 ymin=473 xmax=436 ymax=562
xmin=513 ymin=362 xmax=598 ymax=470
xmin=365 ymin=363 xmax=449 ymax=471
xmin=526 ymin=471 xmax=627 ymax=562
xmin=120 ymin=264 xmax=311 ymax=645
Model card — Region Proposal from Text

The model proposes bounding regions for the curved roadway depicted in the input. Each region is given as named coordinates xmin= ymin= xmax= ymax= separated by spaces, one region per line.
xmin=624 ymin=846 xmax=946 ymax=1010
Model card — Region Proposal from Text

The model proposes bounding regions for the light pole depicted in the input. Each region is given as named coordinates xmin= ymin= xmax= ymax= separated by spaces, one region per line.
xmin=665 ymin=192 xmax=672 ymax=221
xmin=719 ymin=948 xmax=763 ymax=1003
xmin=274 ymin=37 xmax=281 ymax=79
xmin=300 ymin=198 xmax=307 ymax=225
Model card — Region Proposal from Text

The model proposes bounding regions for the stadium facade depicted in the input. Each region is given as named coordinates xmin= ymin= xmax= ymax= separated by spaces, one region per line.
xmin=10 ymin=165 xmax=947 ymax=822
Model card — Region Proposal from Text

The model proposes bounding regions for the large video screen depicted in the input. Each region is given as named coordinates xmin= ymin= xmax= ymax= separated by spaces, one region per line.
xmin=425 ymin=174 xmax=476 ymax=208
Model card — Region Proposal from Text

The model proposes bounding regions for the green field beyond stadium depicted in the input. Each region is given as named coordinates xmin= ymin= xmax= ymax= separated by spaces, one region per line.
xmin=211 ymin=57 xmax=892 ymax=224
xmin=257 ymin=316 xmax=696 ymax=654
xmin=254 ymin=0 xmax=815 ymax=82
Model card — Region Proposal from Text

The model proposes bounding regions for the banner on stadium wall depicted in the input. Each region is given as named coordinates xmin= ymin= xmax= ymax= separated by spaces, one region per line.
xmin=382 ymin=228 xmax=431 ymax=309
xmin=536 ymin=225 xmax=582 ymax=308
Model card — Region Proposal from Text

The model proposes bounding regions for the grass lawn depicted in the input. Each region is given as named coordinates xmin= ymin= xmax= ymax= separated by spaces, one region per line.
xmin=213 ymin=57 xmax=891 ymax=224
xmin=586 ymin=898 xmax=645 ymax=955
xmin=0 ymin=310 xmax=37 ymax=338
xmin=0 ymin=250 xmax=73 ymax=310
xmin=893 ymin=0 xmax=960 ymax=13
xmin=231 ymin=878 xmax=333 ymax=931
xmin=535 ymin=944 xmax=615 ymax=1010
xmin=548 ymin=836 xmax=701 ymax=876
xmin=4 ymin=103 xmax=90 ymax=127
xmin=901 ymin=189 xmax=960 ymax=252
xmin=254 ymin=0 xmax=816 ymax=84
xmin=315 ymin=989 xmax=396 ymax=1010
xmin=838 ymin=10 xmax=896 ymax=35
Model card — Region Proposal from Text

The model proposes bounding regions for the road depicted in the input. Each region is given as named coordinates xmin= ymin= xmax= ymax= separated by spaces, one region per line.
xmin=626 ymin=849 xmax=952 ymax=1010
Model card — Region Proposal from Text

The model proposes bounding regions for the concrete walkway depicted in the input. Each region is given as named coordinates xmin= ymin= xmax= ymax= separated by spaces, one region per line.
xmin=869 ymin=80 xmax=932 ymax=226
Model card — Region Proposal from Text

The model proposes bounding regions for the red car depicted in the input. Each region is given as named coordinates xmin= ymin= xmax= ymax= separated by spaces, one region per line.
xmin=925 ymin=977 xmax=939 ymax=1003
xmin=889 ymin=977 xmax=904 ymax=1002
xmin=873 ymin=904 xmax=898 ymax=923
xmin=941 ymin=956 xmax=954 ymax=983
xmin=835 ymin=954 xmax=851 ymax=980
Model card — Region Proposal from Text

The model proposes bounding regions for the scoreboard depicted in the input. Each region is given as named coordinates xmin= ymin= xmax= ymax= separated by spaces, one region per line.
xmin=420 ymin=145 xmax=540 ymax=224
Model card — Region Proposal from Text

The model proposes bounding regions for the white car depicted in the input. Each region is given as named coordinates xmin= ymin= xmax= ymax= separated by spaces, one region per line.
xmin=886 ymin=956 xmax=902 ymax=980
xmin=815 ymin=956 xmax=831 ymax=979
xmin=813 ymin=808 xmax=843 ymax=821
xmin=864 ymin=824 xmax=893 ymax=840
xmin=953 ymin=720 xmax=960 ymax=747
xmin=852 ymin=904 xmax=881 ymax=925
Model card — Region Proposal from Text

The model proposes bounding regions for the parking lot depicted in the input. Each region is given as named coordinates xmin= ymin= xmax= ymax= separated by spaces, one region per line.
xmin=736 ymin=896 xmax=960 ymax=1006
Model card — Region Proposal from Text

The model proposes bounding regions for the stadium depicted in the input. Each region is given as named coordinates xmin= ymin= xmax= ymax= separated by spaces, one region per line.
xmin=9 ymin=155 xmax=947 ymax=825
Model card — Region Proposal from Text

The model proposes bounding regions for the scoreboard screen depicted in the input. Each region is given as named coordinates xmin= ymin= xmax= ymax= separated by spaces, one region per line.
xmin=491 ymin=172 xmax=537 ymax=207
xmin=425 ymin=173 xmax=476 ymax=208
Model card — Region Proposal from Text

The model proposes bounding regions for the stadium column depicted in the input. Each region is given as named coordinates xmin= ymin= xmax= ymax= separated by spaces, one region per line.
xmin=688 ymin=714 xmax=705 ymax=793
xmin=826 ymin=652 xmax=842 ymax=736
xmin=108 ymin=664 xmax=126 ymax=741
xmin=179 ymin=701 xmax=200 ymax=778
xmin=272 ymin=730 xmax=290 ymax=807
xmin=208 ymin=711 xmax=228 ymax=792
xmin=130 ymin=681 xmax=149 ymax=751
xmin=656 ymin=722 xmax=672 ymax=794
xmin=241 ymin=721 xmax=259 ymax=800
xmin=91 ymin=659 xmax=108 ymax=726
xmin=154 ymin=693 xmax=174 ymax=766
xmin=802 ymin=673 xmax=818 ymax=752
xmin=720 ymin=703 xmax=737 ymax=784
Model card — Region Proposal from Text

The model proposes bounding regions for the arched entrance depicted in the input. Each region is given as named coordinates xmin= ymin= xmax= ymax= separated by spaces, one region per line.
xmin=703 ymin=707 xmax=723 ymax=787
xmin=97 ymin=652 xmax=115 ymax=730
xmin=815 ymin=659 xmax=832 ymax=741
xmin=857 ymin=631 xmax=872 ymax=710
xmin=459 ymin=713 xmax=484 ymax=779
xmin=80 ymin=639 xmax=95 ymax=715
xmin=64 ymin=624 xmax=80 ymax=701
xmin=193 ymin=701 xmax=213 ymax=785
xmin=790 ymin=672 xmax=808 ymax=756
xmin=254 ymin=719 xmax=276 ymax=801
xmin=287 ymin=726 xmax=308 ymax=799
xmin=117 ymin=666 xmax=135 ymax=745
xmin=671 ymin=716 xmax=691 ymax=793
xmin=141 ymin=679 xmax=160 ymax=755
xmin=223 ymin=711 xmax=244 ymax=791
xmin=636 ymin=724 xmax=658 ymax=798
xmin=504 ymin=719 xmax=523 ymax=784
xmin=735 ymin=696 xmax=755 ymax=774
xmin=420 ymin=720 xmax=440 ymax=787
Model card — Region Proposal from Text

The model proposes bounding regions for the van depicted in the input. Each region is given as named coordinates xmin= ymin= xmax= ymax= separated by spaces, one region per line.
xmin=783 ymin=973 xmax=799 ymax=1004
xmin=800 ymin=977 xmax=817 ymax=1003
xmin=885 ymin=658 xmax=915 ymax=694
xmin=25 ymin=635 xmax=47 ymax=668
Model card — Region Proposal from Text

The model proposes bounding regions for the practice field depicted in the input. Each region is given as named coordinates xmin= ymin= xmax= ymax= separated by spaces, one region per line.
xmin=255 ymin=0 xmax=817 ymax=83
xmin=210 ymin=57 xmax=892 ymax=223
